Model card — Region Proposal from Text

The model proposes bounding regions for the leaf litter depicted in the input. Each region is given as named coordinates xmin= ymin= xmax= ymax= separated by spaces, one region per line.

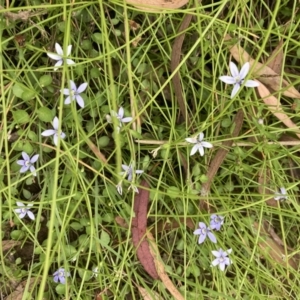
xmin=131 ymin=180 xmax=185 ymax=299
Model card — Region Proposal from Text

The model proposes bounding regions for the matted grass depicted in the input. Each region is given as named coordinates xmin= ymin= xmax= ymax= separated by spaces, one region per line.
xmin=1 ymin=0 xmax=300 ymax=299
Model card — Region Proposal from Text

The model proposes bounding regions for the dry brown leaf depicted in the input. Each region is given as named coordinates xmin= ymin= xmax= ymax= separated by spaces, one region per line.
xmin=147 ymin=232 xmax=184 ymax=300
xmin=5 ymin=277 xmax=41 ymax=300
xmin=224 ymin=34 xmax=300 ymax=98
xmin=125 ymin=0 xmax=188 ymax=12
xmin=137 ymin=286 xmax=163 ymax=300
xmin=2 ymin=240 xmax=21 ymax=252
xmin=201 ymin=110 xmax=244 ymax=197
xmin=256 ymin=81 xmax=300 ymax=139
xmin=267 ymin=39 xmax=283 ymax=75
xmin=132 ymin=180 xmax=159 ymax=279
xmin=171 ymin=12 xmax=193 ymax=124
xmin=252 ymin=222 xmax=297 ymax=269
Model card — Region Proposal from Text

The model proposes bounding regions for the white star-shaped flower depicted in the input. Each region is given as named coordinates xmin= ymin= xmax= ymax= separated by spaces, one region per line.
xmin=14 ymin=202 xmax=35 ymax=220
xmin=41 ymin=116 xmax=66 ymax=146
xmin=185 ymin=132 xmax=213 ymax=156
xmin=219 ymin=62 xmax=259 ymax=98
xmin=47 ymin=43 xmax=75 ymax=71
xmin=62 ymin=80 xmax=88 ymax=108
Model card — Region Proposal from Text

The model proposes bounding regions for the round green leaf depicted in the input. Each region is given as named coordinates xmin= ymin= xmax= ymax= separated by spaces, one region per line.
xmin=13 ymin=83 xmax=25 ymax=98
xmin=37 ymin=107 xmax=53 ymax=122
xmin=39 ymin=75 xmax=52 ymax=87
xmin=98 ymin=136 xmax=110 ymax=147
xmin=22 ymin=90 xmax=36 ymax=101
xmin=12 ymin=110 xmax=30 ymax=124
xmin=55 ymin=284 xmax=68 ymax=295
xmin=100 ymin=230 xmax=110 ymax=246
xmin=11 ymin=230 xmax=25 ymax=240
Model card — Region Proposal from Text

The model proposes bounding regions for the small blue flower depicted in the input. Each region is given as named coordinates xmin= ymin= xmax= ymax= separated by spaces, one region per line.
xmin=62 ymin=80 xmax=88 ymax=108
xmin=41 ymin=117 xmax=66 ymax=146
xmin=274 ymin=187 xmax=288 ymax=201
xmin=53 ymin=268 xmax=70 ymax=284
xmin=185 ymin=132 xmax=213 ymax=156
xmin=210 ymin=214 xmax=224 ymax=231
xmin=14 ymin=202 xmax=35 ymax=220
xmin=120 ymin=164 xmax=143 ymax=182
xmin=47 ymin=43 xmax=75 ymax=71
xmin=193 ymin=222 xmax=217 ymax=244
xmin=16 ymin=152 xmax=39 ymax=176
xmin=211 ymin=248 xmax=232 ymax=271
xmin=106 ymin=107 xmax=133 ymax=132
xmin=219 ymin=62 xmax=259 ymax=98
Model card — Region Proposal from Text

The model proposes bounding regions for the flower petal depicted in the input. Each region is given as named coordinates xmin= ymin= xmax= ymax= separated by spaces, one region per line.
xmin=20 ymin=165 xmax=29 ymax=173
xmin=219 ymin=262 xmax=226 ymax=271
xmin=53 ymin=135 xmax=58 ymax=146
xmin=19 ymin=212 xmax=26 ymax=218
xmin=54 ymin=59 xmax=63 ymax=70
xmin=190 ymin=145 xmax=199 ymax=156
xmin=66 ymin=45 xmax=72 ymax=56
xmin=52 ymin=117 xmax=59 ymax=130
xmin=62 ymin=88 xmax=70 ymax=95
xmin=198 ymin=234 xmax=206 ymax=244
xmin=59 ymin=276 xmax=66 ymax=284
xmin=193 ymin=228 xmax=202 ymax=235
xmin=29 ymin=165 xmax=36 ymax=175
xmin=16 ymin=202 xmax=25 ymax=207
xmin=55 ymin=43 xmax=63 ymax=55
xmin=41 ymin=129 xmax=56 ymax=136
xmin=70 ymin=80 xmax=76 ymax=91
xmin=75 ymin=95 xmax=85 ymax=108
xmin=60 ymin=132 xmax=66 ymax=140
xmin=239 ymin=62 xmax=250 ymax=80
xmin=27 ymin=210 xmax=35 ymax=220
xmin=16 ymin=160 xmax=25 ymax=166
xmin=47 ymin=53 xmax=61 ymax=60
xmin=121 ymin=164 xmax=130 ymax=171
xmin=22 ymin=152 xmax=30 ymax=161
xmin=231 ymin=83 xmax=240 ymax=98
xmin=198 ymin=145 xmax=204 ymax=156
xmin=229 ymin=61 xmax=239 ymax=77
xmin=219 ymin=76 xmax=236 ymax=85
xmin=226 ymin=248 xmax=233 ymax=255
xmin=30 ymin=154 xmax=39 ymax=163
xmin=212 ymin=250 xmax=221 ymax=257
xmin=118 ymin=107 xmax=124 ymax=118
xmin=207 ymin=231 xmax=217 ymax=243
xmin=211 ymin=258 xmax=220 ymax=266
xmin=121 ymin=117 xmax=133 ymax=123
xmin=198 ymin=132 xmax=204 ymax=141
xmin=185 ymin=137 xmax=197 ymax=144
xmin=66 ymin=59 xmax=75 ymax=65
xmin=135 ymin=170 xmax=144 ymax=174
xmin=64 ymin=96 xmax=72 ymax=105
xmin=201 ymin=141 xmax=213 ymax=149
xmin=244 ymin=79 xmax=259 ymax=87
xmin=77 ymin=82 xmax=88 ymax=93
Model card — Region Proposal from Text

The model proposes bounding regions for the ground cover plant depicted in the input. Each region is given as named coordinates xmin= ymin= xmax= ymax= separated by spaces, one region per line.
xmin=1 ymin=0 xmax=300 ymax=299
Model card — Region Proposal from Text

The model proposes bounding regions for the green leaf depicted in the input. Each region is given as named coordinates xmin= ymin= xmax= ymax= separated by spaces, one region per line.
xmin=100 ymin=230 xmax=110 ymax=246
xmin=22 ymin=189 xmax=31 ymax=199
xmin=92 ymin=33 xmax=103 ymax=43
xmin=70 ymin=222 xmax=83 ymax=231
xmin=11 ymin=230 xmax=25 ymax=240
xmin=98 ymin=136 xmax=110 ymax=147
xmin=37 ymin=107 xmax=53 ymax=122
xmin=13 ymin=83 xmax=25 ymax=98
xmin=12 ymin=110 xmax=30 ymax=124
xmin=39 ymin=75 xmax=52 ymax=87
xmin=56 ymin=284 xmax=68 ymax=295
xmin=22 ymin=90 xmax=36 ymax=101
